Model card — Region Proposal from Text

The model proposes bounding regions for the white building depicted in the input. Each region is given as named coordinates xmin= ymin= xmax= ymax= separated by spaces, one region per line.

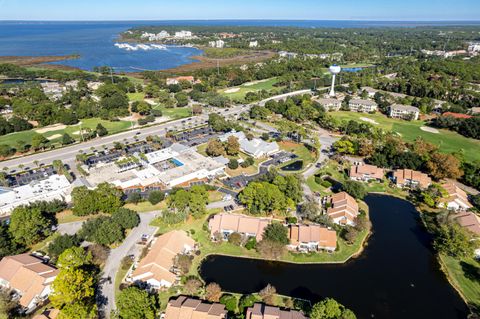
xmin=0 ymin=174 xmax=72 ymax=216
xmin=209 ymin=40 xmax=225 ymax=48
xmin=141 ymin=31 xmax=171 ymax=41
xmin=174 ymin=30 xmax=193 ymax=39
xmin=389 ymin=104 xmax=420 ymax=120
xmin=315 ymin=98 xmax=342 ymax=111
xmin=348 ymin=99 xmax=378 ymax=113
xmin=249 ymin=41 xmax=258 ymax=48
xmin=468 ymin=42 xmax=480 ymax=53
xmin=219 ymin=131 xmax=279 ymax=158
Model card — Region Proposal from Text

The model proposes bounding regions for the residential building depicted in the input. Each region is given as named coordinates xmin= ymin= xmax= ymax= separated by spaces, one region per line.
xmin=165 ymin=296 xmax=227 ymax=319
xmin=438 ymin=182 xmax=472 ymax=211
xmin=470 ymin=107 xmax=480 ymax=115
xmin=468 ymin=42 xmax=480 ymax=53
xmin=361 ymin=87 xmax=378 ymax=98
xmin=288 ymin=224 xmax=337 ymax=252
xmin=246 ymin=303 xmax=308 ymax=319
xmin=452 ymin=211 xmax=480 ymax=236
xmin=166 ymin=76 xmax=196 ymax=85
xmin=209 ymin=40 xmax=225 ymax=48
xmin=349 ymin=164 xmax=384 ymax=182
xmin=325 ymin=192 xmax=359 ymax=226
xmin=249 ymin=41 xmax=259 ymax=48
xmin=219 ymin=131 xmax=279 ymax=158
xmin=130 ymin=230 xmax=195 ymax=288
xmin=0 ymin=174 xmax=72 ymax=216
xmin=174 ymin=30 xmax=193 ymax=39
xmin=389 ymin=104 xmax=420 ymax=120
xmin=315 ymin=98 xmax=342 ymax=111
xmin=348 ymin=99 xmax=378 ymax=113
xmin=208 ymin=213 xmax=272 ymax=242
xmin=393 ymin=169 xmax=431 ymax=189
xmin=0 ymin=254 xmax=58 ymax=313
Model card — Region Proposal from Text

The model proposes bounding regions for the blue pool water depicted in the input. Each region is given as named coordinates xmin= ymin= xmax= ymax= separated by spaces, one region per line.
xmin=171 ymin=158 xmax=184 ymax=167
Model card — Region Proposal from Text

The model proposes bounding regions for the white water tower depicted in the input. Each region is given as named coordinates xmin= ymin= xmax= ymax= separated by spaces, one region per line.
xmin=328 ymin=65 xmax=341 ymax=97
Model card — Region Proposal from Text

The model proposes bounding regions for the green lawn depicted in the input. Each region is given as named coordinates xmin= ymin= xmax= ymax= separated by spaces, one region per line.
xmin=0 ymin=118 xmax=132 ymax=149
xmin=330 ymin=111 xmax=480 ymax=162
xmin=127 ymin=92 xmax=146 ymax=102
xmin=154 ymin=105 xmax=192 ymax=120
xmin=278 ymin=141 xmax=316 ymax=172
xmin=440 ymin=254 xmax=480 ymax=308
xmin=219 ymin=78 xmax=281 ymax=101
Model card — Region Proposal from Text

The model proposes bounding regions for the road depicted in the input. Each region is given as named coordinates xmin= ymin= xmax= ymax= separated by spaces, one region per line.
xmin=57 ymin=220 xmax=84 ymax=235
xmin=98 ymin=211 xmax=158 ymax=318
xmin=1 ymin=90 xmax=312 ymax=172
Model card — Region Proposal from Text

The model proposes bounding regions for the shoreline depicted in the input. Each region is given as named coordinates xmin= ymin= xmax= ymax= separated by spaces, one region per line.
xmin=0 ymin=55 xmax=79 ymax=67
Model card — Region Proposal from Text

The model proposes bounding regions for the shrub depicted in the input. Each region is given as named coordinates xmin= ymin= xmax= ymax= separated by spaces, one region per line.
xmin=228 ymin=232 xmax=243 ymax=246
xmin=244 ymin=237 xmax=257 ymax=250
xmin=148 ymin=191 xmax=165 ymax=205
xmin=228 ymin=159 xmax=239 ymax=170
xmin=220 ymin=294 xmax=238 ymax=312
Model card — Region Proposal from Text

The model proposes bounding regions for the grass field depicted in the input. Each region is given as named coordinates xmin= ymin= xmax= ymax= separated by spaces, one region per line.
xmin=440 ymin=254 xmax=480 ymax=308
xmin=330 ymin=111 xmax=480 ymax=162
xmin=0 ymin=118 xmax=132 ymax=149
xmin=127 ymin=92 xmax=146 ymax=102
xmin=278 ymin=141 xmax=316 ymax=171
xmin=219 ymin=78 xmax=281 ymax=101
xmin=154 ymin=105 xmax=192 ymax=120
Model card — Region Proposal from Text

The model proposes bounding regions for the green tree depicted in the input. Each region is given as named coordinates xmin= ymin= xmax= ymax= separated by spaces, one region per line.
xmin=341 ymin=181 xmax=367 ymax=200
xmin=175 ymin=92 xmax=189 ymax=107
xmin=9 ymin=206 xmax=52 ymax=246
xmin=263 ymin=223 xmax=289 ymax=245
xmin=0 ymin=222 xmax=20 ymax=258
xmin=62 ymin=133 xmax=74 ymax=145
xmin=434 ymin=223 xmax=475 ymax=258
xmin=333 ymin=140 xmax=355 ymax=155
xmin=239 ymin=182 xmax=288 ymax=214
xmin=206 ymin=138 xmax=224 ymax=157
xmin=310 ymin=298 xmax=342 ymax=319
xmin=228 ymin=159 xmax=239 ymax=170
xmin=148 ymin=191 xmax=165 ymax=205
xmin=112 ymin=208 xmax=140 ymax=229
xmin=48 ymin=234 xmax=80 ymax=260
xmin=31 ymin=133 xmax=49 ymax=150
xmin=117 ymin=286 xmax=158 ymax=319
xmin=71 ymin=186 xmax=98 ymax=216
xmin=226 ymin=136 xmax=240 ymax=156
xmin=96 ymin=123 xmax=108 ymax=137
xmin=95 ymin=183 xmax=124 ymax=214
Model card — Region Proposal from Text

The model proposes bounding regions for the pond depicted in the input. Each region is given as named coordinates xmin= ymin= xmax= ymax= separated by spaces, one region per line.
xmin=199 ymin=195 xmax=468 ymax=319
xmin=281 ymin=160 xmax=304 ymax=172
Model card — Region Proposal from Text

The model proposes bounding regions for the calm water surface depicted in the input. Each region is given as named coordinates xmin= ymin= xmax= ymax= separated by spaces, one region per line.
xmin=200 ymin=195 xmax=468 ymax=319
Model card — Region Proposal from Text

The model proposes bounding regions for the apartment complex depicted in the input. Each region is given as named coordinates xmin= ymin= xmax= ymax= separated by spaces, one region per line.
xmin=349 ymin=164 xmax=384 ymax=182
xmin=208 ymin=213 xmax=272 ymax=242
xmin=438 ymin=182 xmax=473 ymax=211
xmin=288 ymin=224 xmax=337 ymax=252
xmin=130 ymin=231 xmax=195 ymax=289
xmin=165 ymin=296 xmax=228 ymax=319
xmin=452 ymin=211 xmax=480 ymax=236
xmin=389 ymin=104 xmax=420 ymax=120
xmin=246 ymin=303 xmax=308 ymax=319
xmin=315 ymin=98 xmax=342 ymax=111
xmin=324 ymin=192 xmax=359 ymax=226
xmin=393 ymin=169 xmax=431 ymax=189
xmin=0 ymin=254 xmax=58 ymax=313
xmin=348 ymin=99 xmax=378 ymax=113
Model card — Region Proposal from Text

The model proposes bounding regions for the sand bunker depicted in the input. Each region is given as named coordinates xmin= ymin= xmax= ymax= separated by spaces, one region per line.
xmin=35 ymin=124 xmax=67 ymax=133
xmin=420 ymin=126 xmax=439 ymax=134
xmin=47 ymin=134 xmax=62 ymax=140
xmin=72 ymin=130 xmax=89 ymax=135
xmin=224 ymin=88 xmax=241 ymax=94
xmin=360 ymin=117 xmax=378 ymax=125
xmin=243 ymin=79 xmax=269 ymax=87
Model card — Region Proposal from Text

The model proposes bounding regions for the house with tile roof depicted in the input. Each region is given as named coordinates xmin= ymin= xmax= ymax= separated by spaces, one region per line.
xmin=208 ymin=213 xmax=272 ymax=242
xmin=0 ymin=254 xmax=58 ymax=313
xmin=452 ymin=211 xmax=480 ymax=236
xmin=324 ymin=192 xmax=359 ymax=226
xmin=165 ymin=296 xmax=227 ymax=319
xmin=438 ymin=182 xmax=473 ymax=211
xmin=393 ymin=169 xmax=432 ymax=189
xmin=130 ymin=230 xmax=195 ymax=289
xmin=288 ymin=224 xmax=337 ymax=252
xmin=349 ymin=164 xmax=384 ymax=182
xmin=246 ymin=303 xmax=308 ymax=319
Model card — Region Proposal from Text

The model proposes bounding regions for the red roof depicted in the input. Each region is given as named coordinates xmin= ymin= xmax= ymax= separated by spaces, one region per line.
xmin=442 ymin=112 xmax=472 ymax=119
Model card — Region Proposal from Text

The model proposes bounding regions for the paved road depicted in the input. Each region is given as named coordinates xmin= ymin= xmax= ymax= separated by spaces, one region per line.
xmin=1 ymin=90 xmax=312 ymax=173
xmin=98 ymin=211 xmax=158 ymax=318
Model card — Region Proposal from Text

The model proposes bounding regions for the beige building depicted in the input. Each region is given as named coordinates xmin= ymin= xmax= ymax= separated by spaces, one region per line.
xmin=208 ymin=214 xmax=272 ymax=242
xmin=130 ymin=230 xmax=195 ymax=289
xmin=165 ymin=296 xmax=227 ymax=319
xmin=315 ymin=98 xmax=342 ymax=111
xmin=348 ymin=99 xmax=378 ymax=113
xmin=393 ymin=169 xmax=431 ymax=189
xmin=0 ymin=254 xmax=58 ymax=313
xmin=246 ymin=303 xmax=308 ymax=319
xmin=438 ymin=182 xmax=473 ymax=211
xmin=452 ymin=211 xmax=480 ymax=236
xmin=288 ymin=224 xmax=337 ymax=252
xmin=325 ymin=192 xmax=359 ymax=226
xmin=349 ymin=164 xmax=384 ymax=182
xmin=389 ymin=104 xmax=420 ymax=120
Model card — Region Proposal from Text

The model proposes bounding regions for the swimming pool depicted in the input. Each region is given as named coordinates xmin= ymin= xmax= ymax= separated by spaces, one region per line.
xmin=170 ymin=158 xmax=184 ymax=167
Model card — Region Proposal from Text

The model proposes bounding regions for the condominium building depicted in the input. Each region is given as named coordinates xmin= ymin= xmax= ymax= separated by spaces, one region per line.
xmin=165 ymin=296 xmax=227 ymax=319
xmin=389 ymin=104 xmax=420 ymax=120
xmin=393 ymin=169 xmax=431 ymax=189
xmin=288 ymin=224 xmax=337 ymax=252
xmin=349 ymin=164 xmax=384 ymax=182
xmin=208 ymin=213 xmax=272 ymax=242
xmin=438 ymin=182 xmax=473 ymax=211
xmin=324 ymin=192 xmax=359 ymax=226
xmin=348 ymin=99 xmax=378 ymax=113
xmin=246 ymin=303 xmax=308 ymax=319
xmin=315 ymin=98 xmax=342 ymax=111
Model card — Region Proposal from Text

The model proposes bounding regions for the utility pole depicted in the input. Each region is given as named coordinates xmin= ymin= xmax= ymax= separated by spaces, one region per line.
xmin=110 ymin=67 xmax=114 ymax=84
xmin=216 ymin=60 xmax=220 ymax=76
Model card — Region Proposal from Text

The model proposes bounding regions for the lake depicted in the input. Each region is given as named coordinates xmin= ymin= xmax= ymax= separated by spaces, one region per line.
xmin=2 ymin=21 xmax=480 ymax=73
xmin=200 ymin=195 xmax=468 ymax=319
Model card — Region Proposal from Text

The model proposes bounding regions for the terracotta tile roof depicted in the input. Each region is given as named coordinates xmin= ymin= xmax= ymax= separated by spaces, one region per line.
xmin=452 ymin=211 xmax=480 ymax=236
xmin=439 ymin=182 xmax=472 ymax=209
xmin=0 ymin=254 xmax=57 ymax=309
xmin=289 ymin=225 xmax=337 ymax=250
xmin=208 ymin=214 xmax=272 ymax=241
xmin=326 ymin=192 xmax=359 ymax=225
xmin=393 ymin=169 xmax=431 ymax=189
xmin=132 ymin=231 xmax=195 ymax=286
xmin=442 ymin=112 xmax=473 ymax=119
xmin=165 ymin=296 xmax=227 ymax=319
xmin=349 ymin=164 xmax=384 ymax=180
xmin=246 ymin=304 xmax=308 ymax=319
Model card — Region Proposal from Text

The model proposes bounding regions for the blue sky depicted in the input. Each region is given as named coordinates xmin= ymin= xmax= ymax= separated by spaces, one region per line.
xmin=0 ymin=0 xmax=478 ymax=21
